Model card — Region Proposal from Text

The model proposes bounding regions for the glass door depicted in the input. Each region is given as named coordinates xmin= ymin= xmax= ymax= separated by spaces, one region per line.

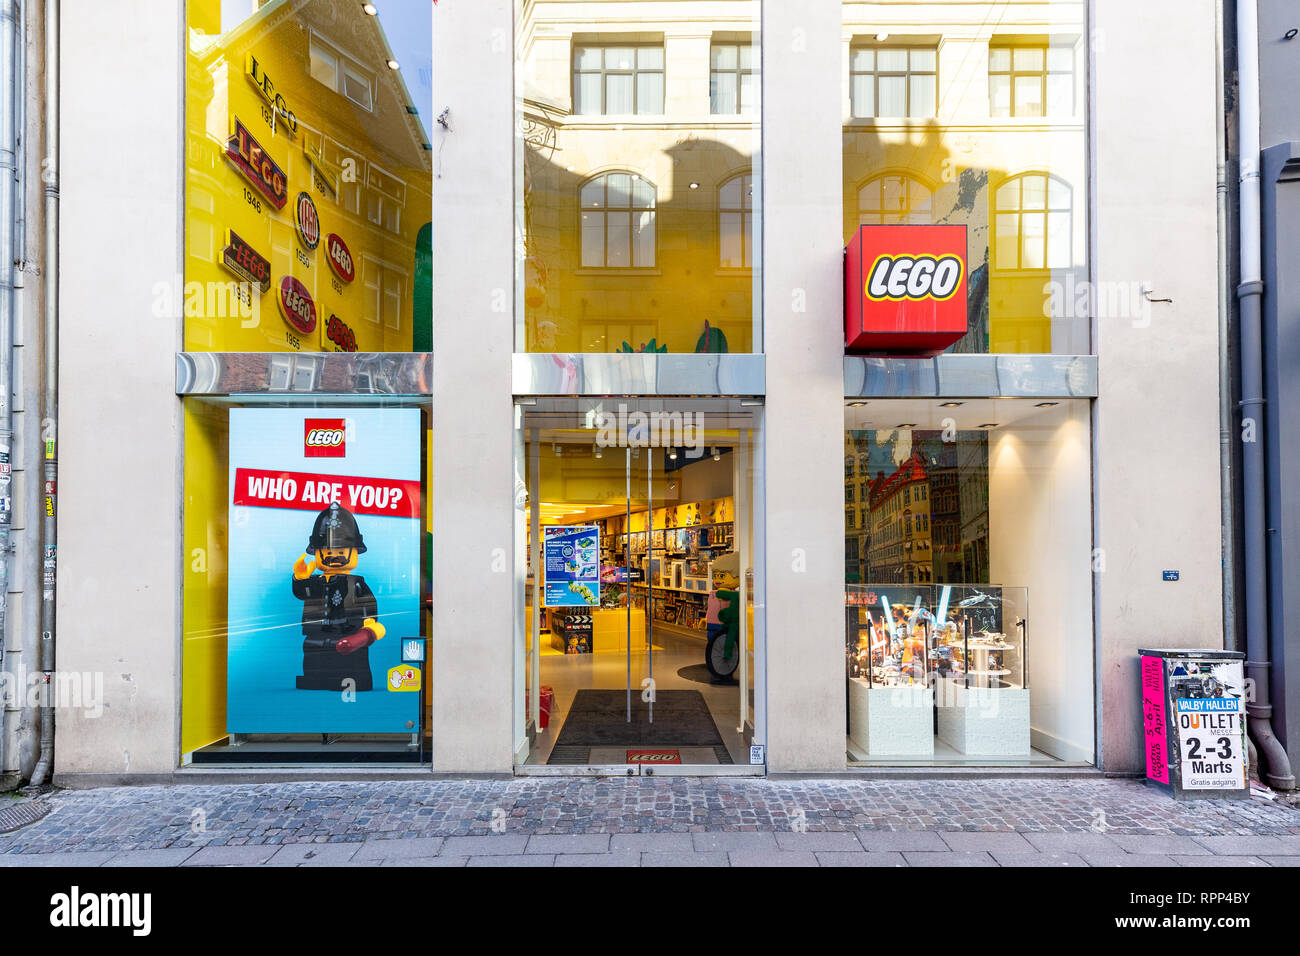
xmin=515 ymin=398 xmax=763 ymax=773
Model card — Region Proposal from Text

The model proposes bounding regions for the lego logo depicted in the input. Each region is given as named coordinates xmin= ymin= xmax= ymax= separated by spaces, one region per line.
xmin=306 ymin=429 xmax=344 ymax=446
xmin=304 ymin=418 xmax=346 ymax=457
xmin=866 ymin=254 xmax=964 ymax=302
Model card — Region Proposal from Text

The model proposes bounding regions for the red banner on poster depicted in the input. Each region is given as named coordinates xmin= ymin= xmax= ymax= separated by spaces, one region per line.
xmin=232 ymin=468 xmax=421 ymax=518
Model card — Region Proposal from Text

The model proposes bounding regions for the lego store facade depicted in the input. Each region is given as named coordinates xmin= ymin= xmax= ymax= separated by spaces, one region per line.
xmin=51 ymin=0 xmax=1227 ymax=782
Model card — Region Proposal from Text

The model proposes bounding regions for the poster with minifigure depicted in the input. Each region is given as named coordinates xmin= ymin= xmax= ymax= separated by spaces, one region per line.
xmin=226 ymin=408 xmax=422 ymax=733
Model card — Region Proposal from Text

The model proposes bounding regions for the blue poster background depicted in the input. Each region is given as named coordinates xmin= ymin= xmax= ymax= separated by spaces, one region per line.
xmin=227 ymin=407 xmax=421 ymax=733
xmin=543 ymin=525 xmax=600 ymax=606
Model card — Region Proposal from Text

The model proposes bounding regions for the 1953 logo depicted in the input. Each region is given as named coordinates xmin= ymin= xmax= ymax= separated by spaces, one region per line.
xmin=277 ymin=276 xmax=317 ymax=335
xmin=325 ymin=233 xmax=354 ymax=283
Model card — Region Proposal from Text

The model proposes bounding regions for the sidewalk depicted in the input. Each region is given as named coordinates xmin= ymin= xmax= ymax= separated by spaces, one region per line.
xmin=2 ymin=776 xmax=1298 ymax=867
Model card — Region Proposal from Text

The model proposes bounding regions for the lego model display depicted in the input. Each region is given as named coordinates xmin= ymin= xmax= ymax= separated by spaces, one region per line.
xmin=846 ymin=584 xmax=1030 ymax=758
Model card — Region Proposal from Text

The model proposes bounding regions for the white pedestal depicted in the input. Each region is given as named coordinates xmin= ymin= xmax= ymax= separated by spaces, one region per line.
xmin=848 ymin=679 xmax=934 ymax=756
xmin=935 ymin=678 xmax=1031 ymax=756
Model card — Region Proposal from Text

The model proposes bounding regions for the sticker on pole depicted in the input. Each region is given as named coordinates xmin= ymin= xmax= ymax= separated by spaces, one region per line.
xmin=1172 ymin=663 xmax=1247 ymax=791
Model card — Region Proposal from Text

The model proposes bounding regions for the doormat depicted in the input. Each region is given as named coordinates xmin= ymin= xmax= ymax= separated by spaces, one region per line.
xmin=548 ymin=689 xmax=732 ymax=764
xmin=626 ymin=749 xmax=681 ymax=764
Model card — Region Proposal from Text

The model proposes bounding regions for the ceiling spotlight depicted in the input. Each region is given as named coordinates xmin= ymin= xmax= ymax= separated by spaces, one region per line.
xmin=593 ymin=444 xmax=603 ymax=459
xmin=669 ymin=448 xmax=678 ymax=460
xmin=712 ymin=447 xmax=721 ymax=461
xmin=897 ymin=423 xmax=916 ymax=429
xmin=553 ymin=443 xmax=562 ymax=456
xmin=939 ymin=402 xmax=964 ymax=408
xmin=875 ymin=32 xmax=889 ymax=41
xmin=848 ymin=401 xmax=868 ymax=407
xmin=386 ymin=58 xmax=400 ymax=70
xmin=689 ymin=182 xmax=700 ymax=190
xmin=1036 ymin=401 xmax=1060 ymax=408
xmin=362 ymin=2 xmax=377 ymax=14
xmin=978 ymin=423 xmax=998 ymax=429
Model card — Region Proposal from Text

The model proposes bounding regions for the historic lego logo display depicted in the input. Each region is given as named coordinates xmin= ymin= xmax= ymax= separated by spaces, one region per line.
xmin=227 ymin=408 xmax=422 ymax=734
xmin=845 ymin=224 xmax=968 ymax=356
xmin=246 ymin=52 xmax=298 ymax=138
xmin=325 ymin=233 xmax=355 ymax=283
xmin=219 ymin=230 xmax=271 ymax=293
xmin=278 ymin=276 xmax=317 ymax=335
xmin=304 ymin=418 xmax=346 ymax=458
xmin=225 ymin=118 xmax=288 ymax=209
xmin=294 ymin=191 xmax=320 ymax=251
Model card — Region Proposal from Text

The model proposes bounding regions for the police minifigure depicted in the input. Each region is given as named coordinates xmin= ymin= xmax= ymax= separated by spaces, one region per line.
xmin=291 ymin=502 xmax=386 ymax=691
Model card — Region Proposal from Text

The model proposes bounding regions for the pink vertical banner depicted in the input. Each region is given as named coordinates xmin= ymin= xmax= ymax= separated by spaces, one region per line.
xmin=1141 ymin=655 xmax=1169 ymax=784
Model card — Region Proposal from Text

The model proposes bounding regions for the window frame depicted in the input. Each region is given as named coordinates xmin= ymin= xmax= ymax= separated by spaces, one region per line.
xmin=710 ymin=41 xmax=756 ymax=115
xmin=717 ymin=170 xmax=755 ymax=270
xmin=992 ymin=171 xmax=1073 ymax=271
xmin=308 ymin=31 xmax=376 ymax=113
xmin=989 ymin=41 xmax=1075 ymax=118
xmin=571 ymin=42 xmax=666 ymax=117
xmin=849 ymin=44 xmax=939 ymax=120
xmin=577 ymin=171 xmax=658 ymax=270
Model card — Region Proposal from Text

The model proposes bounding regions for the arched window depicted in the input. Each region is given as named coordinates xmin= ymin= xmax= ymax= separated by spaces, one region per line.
xmin=857 ymin=172 xmax=933 ymax=225
xmin=718 ymin=171 xmax=754 ymax=269
xmin=993 ymin=172 xmax=1072 ymax=270
xmin=580 ymin=172 xmax=656 ymax=268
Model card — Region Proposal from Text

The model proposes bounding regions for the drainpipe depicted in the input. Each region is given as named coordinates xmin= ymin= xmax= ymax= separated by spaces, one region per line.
xmin=0 ymin=0 xmax=16 ymax=782
xmin=1235 ymin=0 xmax=1294 ymax=790
xmin=27 ymin=0 xmax=53 ymax=788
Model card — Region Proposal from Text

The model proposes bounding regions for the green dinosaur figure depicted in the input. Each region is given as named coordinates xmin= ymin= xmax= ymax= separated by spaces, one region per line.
xmin=694 ymin=320 xmax=728 ymax=353
xmin=617 ymin=338 xmax=668 ymax=353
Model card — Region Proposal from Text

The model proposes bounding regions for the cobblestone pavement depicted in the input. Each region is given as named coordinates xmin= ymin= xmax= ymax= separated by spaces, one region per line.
xmin=2 ymin=777 xmax=1299 ymax=866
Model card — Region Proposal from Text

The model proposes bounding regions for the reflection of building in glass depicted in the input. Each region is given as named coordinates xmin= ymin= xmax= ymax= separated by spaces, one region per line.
xmin=517 ymin=0 xmax=760 ymax=354
xmin=845 ymin=429 xmax=990 ymax=585
xmin=185 ymin=0 xmax=432 ymax=352
xmin=842 ymin=1 xmax=1087 ymax=355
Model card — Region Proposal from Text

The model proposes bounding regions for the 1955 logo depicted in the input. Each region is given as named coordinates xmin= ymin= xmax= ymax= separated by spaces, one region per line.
xmin=304 ymin=418 xmax=346 ymax=458
xmin=277 ymin=276 xmax=317 ymax=335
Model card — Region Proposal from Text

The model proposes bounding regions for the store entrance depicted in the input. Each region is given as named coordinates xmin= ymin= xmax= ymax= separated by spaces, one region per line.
xmin=515 ymin=399 xmax=761 ymax=771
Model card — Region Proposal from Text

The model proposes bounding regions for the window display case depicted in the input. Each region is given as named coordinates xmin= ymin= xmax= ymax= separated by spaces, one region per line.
xmin=845 ymin=584 xmax=1030 ymax=757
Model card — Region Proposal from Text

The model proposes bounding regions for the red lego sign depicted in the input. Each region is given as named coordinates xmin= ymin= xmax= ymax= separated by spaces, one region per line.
xmin=845 ymin=224 xmax=968 ymax=357
xmin=304 ymin=419 xmax=346 ymax=458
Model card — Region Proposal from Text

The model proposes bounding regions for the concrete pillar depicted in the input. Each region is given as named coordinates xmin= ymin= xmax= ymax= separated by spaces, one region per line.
xmin=55 ymin=0 xmax=184 ymax=777
xmin=429 ymin=0 xmax=517 ymax=772
xmin=1092 ymin=0 xmax=1224 ymax=772
xmin=762 ymin=0 xmax=848 ymax=771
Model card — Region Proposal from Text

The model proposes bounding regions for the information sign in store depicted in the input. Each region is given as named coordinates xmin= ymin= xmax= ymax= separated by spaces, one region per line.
xmin=543 ymin=525 xmax=600 ymax=607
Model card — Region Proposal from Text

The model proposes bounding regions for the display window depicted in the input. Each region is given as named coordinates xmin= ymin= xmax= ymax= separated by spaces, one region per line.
xmin=184 ymin=0 xmax=432 ymax=352
xmin=843 ymin=399 xmax=1094 ymax=765
xmin=842 ymin=1 xmax=1088 ymax=354
xmin=182 ymin=398 xmax=432 ymax=764
xmin=515 ymin=1 xmax=762 ymax=353
xmin=513 ymin=399 xmax=762 ymax=769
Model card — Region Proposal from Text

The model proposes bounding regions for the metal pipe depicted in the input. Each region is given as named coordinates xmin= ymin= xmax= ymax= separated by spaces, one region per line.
xmin=1235 ymin=0 xmax=1294 ymax=790
xmin=0 ymin=0 xmax=18 ymax=783
xmin=1216 ymin=0 xmax=1240 ymax=663
xmin=27 ymin=0 xmax=54 ymax=787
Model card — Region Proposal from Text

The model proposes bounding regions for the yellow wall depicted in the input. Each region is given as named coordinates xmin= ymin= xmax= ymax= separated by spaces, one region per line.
xmin=181 ymin=400 xmax=229 ymax=754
